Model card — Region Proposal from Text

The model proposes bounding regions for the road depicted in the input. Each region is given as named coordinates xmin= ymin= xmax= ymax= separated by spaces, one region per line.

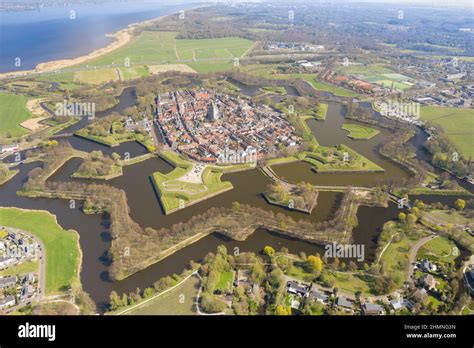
xmin=406 ymin=234 xmax=437 ymax=283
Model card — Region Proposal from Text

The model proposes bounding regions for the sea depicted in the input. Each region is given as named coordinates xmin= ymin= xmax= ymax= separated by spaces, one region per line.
xmin=0 ymin=1 xmax=190 ymax=73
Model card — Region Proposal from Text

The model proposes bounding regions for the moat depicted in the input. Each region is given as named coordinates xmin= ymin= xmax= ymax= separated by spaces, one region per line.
xmin=1 ymin=87 xmax=471 ymax=310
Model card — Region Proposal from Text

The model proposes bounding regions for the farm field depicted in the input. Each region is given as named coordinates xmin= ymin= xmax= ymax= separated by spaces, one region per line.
xmin=74 ymin=68 xmax=121 ymax=84
xmin=0 ymin=93 xmax=32 ymax=137
xmin=125 ymin=275 xmax=200 ymax=315
xmin=240 ymin=65 xmax=359 ymax=97
xmin=341 ymin=123 xmax=380 ymax=140
xmin=0 ymin=208 xmax=80 ymax=295
xmin=420 ymin=106 xmax=474 ymax=158
xmin=76 ymin=31 xmax=253 ymax=74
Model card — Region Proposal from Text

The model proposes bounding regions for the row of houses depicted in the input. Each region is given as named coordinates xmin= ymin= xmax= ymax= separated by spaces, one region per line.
xmin=286 ymin=281 xmax=386 ymax=315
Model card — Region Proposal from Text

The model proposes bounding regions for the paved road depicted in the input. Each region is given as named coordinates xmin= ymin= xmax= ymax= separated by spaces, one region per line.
xmin=406 ymin=234 xmax=437 ymax=284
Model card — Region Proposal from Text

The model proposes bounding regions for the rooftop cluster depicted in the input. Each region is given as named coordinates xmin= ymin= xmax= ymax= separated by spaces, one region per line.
xmin=155 ymin=89 xmax=301 ymax=163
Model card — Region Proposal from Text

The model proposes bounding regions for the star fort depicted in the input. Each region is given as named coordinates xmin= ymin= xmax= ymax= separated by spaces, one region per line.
xmin=154 ymin=89 xmax=301 ymax=163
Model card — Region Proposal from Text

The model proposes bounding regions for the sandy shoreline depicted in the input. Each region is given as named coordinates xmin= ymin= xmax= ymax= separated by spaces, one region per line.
xmin=0 ymin=13 xmax=168 ymax=80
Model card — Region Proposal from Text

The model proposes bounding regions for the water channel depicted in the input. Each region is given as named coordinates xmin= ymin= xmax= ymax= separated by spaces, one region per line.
xmin=0 ymin=85 xmax=471 ymax=310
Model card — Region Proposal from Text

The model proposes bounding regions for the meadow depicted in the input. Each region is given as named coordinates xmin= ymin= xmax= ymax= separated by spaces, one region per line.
xmin=421 ymin=106 xmax=474 ymax=158
xmin=77 ymin=31 xmax=254 ymax=74
xmin=125 ymin=275 xmax=200 ymax=315
xmin=0 ymin=93 xmax=32 ymax=137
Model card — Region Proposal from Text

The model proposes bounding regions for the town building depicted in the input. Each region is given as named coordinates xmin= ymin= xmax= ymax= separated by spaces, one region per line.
xmin=0 ymin=276 xmax=17 ymax=289
xmin=362 ymin=303 xmax=385 ymax=315
xmin=0 ymin=295 xmax=15 ymax=310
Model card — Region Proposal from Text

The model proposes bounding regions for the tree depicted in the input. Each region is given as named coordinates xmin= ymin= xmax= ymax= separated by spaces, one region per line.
xmin=109 ymin=291 xmax=121 ymax=310
xmin=407 ymin=213 xmax=417 ymax=226
xmin=232 ymin=201 xmax=241 ymax=212
xmin=200 ymin=293 xmax=227 ymax=313
xmin=263 ymin=245 xmax=276 ymax=256
xmin=454 ymin=199 xmax=466 ymax=211
xmin=276 ymin=304 xmax=291 ymax=315
xmin=306 ymin=255 xmax=323 ymax=274
xmin=398 ymin=212 xmax=406 ymax=222
xmin=143 ymin=287 xmax=154 ymax=299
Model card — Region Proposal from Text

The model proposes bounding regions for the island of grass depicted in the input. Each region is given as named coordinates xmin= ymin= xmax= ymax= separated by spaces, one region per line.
xmin=71 ymin=150 xmax=123 ymax=180
xmin=74 ymin=114 xmax=154 ymax=150
xmin=263 ymin=181 xmax=318 ymax=214
xmin=151 ymin=151 xmax=255 ymax=214
xmin=267 ymin=144 xmax=384 ymax=173
xmin=0 ymin=208 xmax=80 ymax=295
xmin=341 ymin=123 xmax=380 ymax=140
xmin=259 ymin=86 xmax=286 ymax=95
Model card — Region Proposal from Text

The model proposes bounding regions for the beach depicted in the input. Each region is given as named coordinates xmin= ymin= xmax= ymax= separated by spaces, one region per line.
xmin=0 ymin=13 xmax=169 ymax=80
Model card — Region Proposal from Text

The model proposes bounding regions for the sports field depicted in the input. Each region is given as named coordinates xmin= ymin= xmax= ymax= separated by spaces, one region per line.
xmin=79 ymin=31 xmax=254 ymax=74
xmin=0 ymin=93 xmax=32 ymax=137
xmin=342 ymin=65 xmax=413 ymax=91
xmin=421 ymin=106 xmax=474 ymax=158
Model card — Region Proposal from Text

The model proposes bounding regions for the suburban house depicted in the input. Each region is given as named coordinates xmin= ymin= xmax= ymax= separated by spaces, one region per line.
xmin=390 ymin=298 xmax=409 ymax=311
xmin=311 ymin=290 xmax=329 ymax=304
xmin=0 ymin=276 xmax=17 ymax=289
xmin=421 ymin=274 xmax=439 ymax=291
xmin=287 ymin=281 xmax=310 ymax=297
xmin=411 ymin=288 xmax=428 ymax=302
xmin=336 ymin=297 xmax=353 ymax=311
xmin=0 ymin=295 xmax=15 ymax=310
xmin=420 ymin=259 xmax=437 ymax=273
xmin=362 ymin=303 xmax=385 ymax=315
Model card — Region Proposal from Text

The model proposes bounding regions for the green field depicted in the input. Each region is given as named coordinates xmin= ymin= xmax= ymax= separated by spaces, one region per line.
xmin=79 ymin=31 xmax=253 ymax=74
xmin=427 ymin=210 xmax=471 ymax=225
xmin=74 ymin=68 xmax=120 ymax=84
xmin=0 ymin=260 xmax=39 ymax=277
xmin=418 ymin=236 xmax=459 ymax=264
xmin=0 ymin=93 xmax=32 ymax=137
xmin=341 ymin=123 xmax=380 ymax=140
xmin=379 ymin=226 xmax=429 ymax=287
xmin=342 ymin=65 xmax=413 ymax=92
xmin=215 ymin=271 xmax=234 ymax=292
xmin=0 ymin=208 xmax=80 ymax=295
xmin=420 ymin=106 xmax=474 ymax=158
xmin=241 ymin=65 xmax=358 ymax=97
xmin=125 ymin=275 xmax=199 ymax=315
